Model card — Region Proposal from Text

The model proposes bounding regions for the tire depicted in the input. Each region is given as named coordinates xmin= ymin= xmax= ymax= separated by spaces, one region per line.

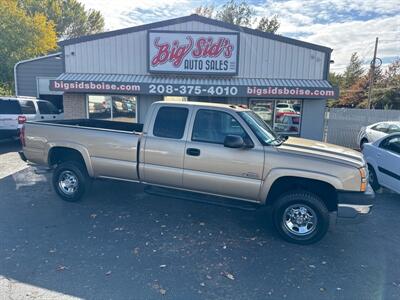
xmin=272 ymin=191 xmax=330 ymax=245
xmin=368 ymin=164 xmax=380 ymax=191
xmin=360 ymin=138 xmax=368 ymax=150
xmin=52 ymin=161 xmax=90 ymax=202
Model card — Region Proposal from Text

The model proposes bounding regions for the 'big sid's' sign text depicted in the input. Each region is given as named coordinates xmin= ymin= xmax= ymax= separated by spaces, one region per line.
xmin=148 ymin=31 xmax=239 ymax=75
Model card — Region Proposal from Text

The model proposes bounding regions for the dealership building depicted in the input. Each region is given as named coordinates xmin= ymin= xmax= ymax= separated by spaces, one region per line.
xmin=14 ymin=14 xmax=338 ymax=140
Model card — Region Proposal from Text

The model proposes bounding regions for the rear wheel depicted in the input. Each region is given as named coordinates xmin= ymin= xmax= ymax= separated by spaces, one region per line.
xmin=272 ymin=191 xmax=330 ymax=245
xmin=52 ymin=161 xmax=89 ymax=202
xmin=368 ymin=164 xmax=380 ymax=191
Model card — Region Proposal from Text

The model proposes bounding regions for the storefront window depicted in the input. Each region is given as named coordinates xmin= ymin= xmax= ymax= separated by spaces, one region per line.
xmin=249 ymin=99 xmax=302 ymax=135
xmin=249 ymin=100 xmax=274 ymax=127
xmin=87 ymin=95 xmax=137 ymax=122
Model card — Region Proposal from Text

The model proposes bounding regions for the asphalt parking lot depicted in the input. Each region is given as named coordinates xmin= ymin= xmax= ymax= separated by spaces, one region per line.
xmin=0 ymin=139 xmax=400 ymax=300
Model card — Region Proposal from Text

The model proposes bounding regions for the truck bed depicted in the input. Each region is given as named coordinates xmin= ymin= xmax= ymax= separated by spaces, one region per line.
xmin=33 ymin=119 xmax=143 ymax=133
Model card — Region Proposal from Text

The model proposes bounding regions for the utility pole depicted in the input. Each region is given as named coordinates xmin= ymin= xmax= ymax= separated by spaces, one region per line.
xmin=367 ymin=37 xmax=379 ymax=109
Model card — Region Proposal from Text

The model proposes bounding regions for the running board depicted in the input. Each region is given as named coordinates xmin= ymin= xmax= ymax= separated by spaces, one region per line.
xmin=144 ymin=186 xmax=261 ymax=211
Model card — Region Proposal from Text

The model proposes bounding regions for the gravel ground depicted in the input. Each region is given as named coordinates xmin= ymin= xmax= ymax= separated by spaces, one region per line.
xmin=0 ymin=140 xmax=399 ymax=300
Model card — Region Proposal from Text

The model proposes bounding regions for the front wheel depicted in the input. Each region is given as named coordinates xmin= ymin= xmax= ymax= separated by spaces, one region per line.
xmin=368 ymin=164 xmax=380 ymax=191
xmin=52 ymin=161 xmax=89 ymax=202
xmin=272 ymin=191 xmax=330 ymax=245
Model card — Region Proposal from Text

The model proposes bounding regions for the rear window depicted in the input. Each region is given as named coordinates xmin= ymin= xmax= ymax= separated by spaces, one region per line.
xmin=0 ymin=100 xmax=22 ymax=114
xmin=292 ymin=117 xmax=300 ymax=124
xmin=19 ymin=100 xmax=36 ymax=114
xmin=153 ymin=107 xmax=188 ymax=139
xmin=37 ymin=101 xmax=58 ymax=114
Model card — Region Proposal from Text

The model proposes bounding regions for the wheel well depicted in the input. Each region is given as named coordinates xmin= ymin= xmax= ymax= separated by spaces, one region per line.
xmin=48 ymin=147 xmax=86 ymax=167
xmin=266 ymin=177 xmax=338 ymax=211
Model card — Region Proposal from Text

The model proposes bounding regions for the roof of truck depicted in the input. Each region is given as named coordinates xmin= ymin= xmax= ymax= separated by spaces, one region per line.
xmin=154 ymin=101 xmax=250 ymax=112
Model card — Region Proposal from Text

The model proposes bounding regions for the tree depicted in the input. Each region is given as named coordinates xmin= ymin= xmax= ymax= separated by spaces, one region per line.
xmin=256 ymin=15 xmax=280 ymax=33
xmin=0 ymin=0 xmax=57 ymax=93
xmin=18 ymin=0 xmax=105 ymax=39
xmin=343 ymin=52 xmax=364 ymax=88
xmin=195 ymin=0 xmax=280 ymax=33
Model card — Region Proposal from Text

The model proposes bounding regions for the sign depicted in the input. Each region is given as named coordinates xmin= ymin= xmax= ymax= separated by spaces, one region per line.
xmin=50 ymin=80 xmax=339 ymax=99
xmin=147 ymin=31 xmax=239 ymax=75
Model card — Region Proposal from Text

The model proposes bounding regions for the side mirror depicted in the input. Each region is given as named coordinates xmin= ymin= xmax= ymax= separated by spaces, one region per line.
xmin=224 ymin=135 xmax=245 ymax=148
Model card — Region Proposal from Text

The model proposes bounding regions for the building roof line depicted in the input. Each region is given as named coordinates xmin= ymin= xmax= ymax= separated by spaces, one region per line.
xmin=58 ymin=14 xmax=332 ymax=54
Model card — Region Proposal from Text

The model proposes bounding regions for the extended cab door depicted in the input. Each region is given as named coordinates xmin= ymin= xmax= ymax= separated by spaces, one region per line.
xmin=182 ymin=108 xmax=265 ymax=201
xmin=140 ymin=105 xmax=190 ymax=187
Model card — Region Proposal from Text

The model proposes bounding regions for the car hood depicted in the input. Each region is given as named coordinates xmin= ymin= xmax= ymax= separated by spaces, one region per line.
xmin=276 ymin=137 xmax=365 ymax=168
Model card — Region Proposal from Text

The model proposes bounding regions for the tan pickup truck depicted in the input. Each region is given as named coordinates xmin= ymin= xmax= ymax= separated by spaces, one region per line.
xmin=19 ymin=101 xmax=374 ymax=244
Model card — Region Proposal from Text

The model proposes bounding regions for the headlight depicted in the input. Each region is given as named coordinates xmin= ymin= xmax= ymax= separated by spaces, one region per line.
xmin=359 ymin=167 xmax=367 ymax=192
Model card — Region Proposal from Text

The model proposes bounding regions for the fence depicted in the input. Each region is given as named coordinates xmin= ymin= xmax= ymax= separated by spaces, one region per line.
xmin=324 ymin=108 xmax=400 ymax=148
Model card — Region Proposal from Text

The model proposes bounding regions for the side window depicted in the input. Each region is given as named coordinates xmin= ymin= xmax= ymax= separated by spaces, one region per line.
xmin=19 ymin=100 xmax=36 ymax=114
xmin=373 ymin=123 xmax=389 ymax=133
xmin=192 ymin=109 xmax=248 ymax=144
xmin=38 ymin=101 xmax=58 ymax=114
xmin=380 ymin=136 xmax=400 ymax=155
xmin=388 ymin=125 xmax=400 ymax=134
xmin=153 ymin=107 xmax=188 ymax=139
xmin=0 ymin=100 xmax=22 ymax=114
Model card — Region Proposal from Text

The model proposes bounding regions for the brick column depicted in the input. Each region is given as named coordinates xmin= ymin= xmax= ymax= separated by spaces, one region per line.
xmin=63 ymin=93 xmax=87 ymax=119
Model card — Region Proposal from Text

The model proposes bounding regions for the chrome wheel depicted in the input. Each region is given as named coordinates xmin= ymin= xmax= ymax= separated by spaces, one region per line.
xmin=58 ymin=170 xmax=79 ymax=195
xmin=283 ymin=204 xmax=317 ymax=236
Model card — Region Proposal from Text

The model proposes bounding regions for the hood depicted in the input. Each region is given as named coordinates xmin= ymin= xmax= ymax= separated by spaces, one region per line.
xmin=277 ymin=137 xmax=365 ymax=168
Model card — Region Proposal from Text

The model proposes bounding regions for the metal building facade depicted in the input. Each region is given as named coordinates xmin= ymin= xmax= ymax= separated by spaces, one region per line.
xmin=63 ymin=19 xmax=328 ymax=80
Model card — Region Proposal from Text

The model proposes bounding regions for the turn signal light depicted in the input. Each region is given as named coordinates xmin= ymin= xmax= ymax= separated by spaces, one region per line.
xmin=359 ymin=167 xmax=367 ymax=192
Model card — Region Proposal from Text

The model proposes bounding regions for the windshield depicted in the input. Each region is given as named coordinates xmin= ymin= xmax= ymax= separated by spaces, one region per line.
xmin=239 ymin=111 xmax=282 ymax=145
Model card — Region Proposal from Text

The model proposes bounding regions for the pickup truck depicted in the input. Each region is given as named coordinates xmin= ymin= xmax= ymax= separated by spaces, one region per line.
xmin=19 ymin=101 xmax=374 ymax=244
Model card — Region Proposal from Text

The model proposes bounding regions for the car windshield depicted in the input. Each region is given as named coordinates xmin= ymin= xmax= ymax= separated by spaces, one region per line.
xmin=239 ymin=110 xmax=282 ymax=145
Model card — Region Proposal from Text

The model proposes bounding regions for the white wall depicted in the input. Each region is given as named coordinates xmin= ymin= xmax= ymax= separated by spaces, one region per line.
xmin=64 ymin=21 xmax=326 ymax=80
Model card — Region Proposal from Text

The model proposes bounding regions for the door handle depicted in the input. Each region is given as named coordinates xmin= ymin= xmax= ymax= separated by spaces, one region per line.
xmin=186 ymin=148 xmax=200 ymax=156
xmin=41 ymin=116 xmax=44 ymax=119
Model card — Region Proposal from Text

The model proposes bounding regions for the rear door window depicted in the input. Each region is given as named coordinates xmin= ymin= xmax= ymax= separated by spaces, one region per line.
xmin=153 ymin=107 xmax=189 ymax=139
xmin=38 ymin=101 xmax=58 ymax=114
xmin=0 ymin=100 xmax=22 ymax=114
xmin=19 ymin=100 xmax=36 ymax=114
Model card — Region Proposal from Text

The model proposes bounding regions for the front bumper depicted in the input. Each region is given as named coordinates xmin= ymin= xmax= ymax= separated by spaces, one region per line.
xmin=332 ymin=184 xmax=374 ymax=224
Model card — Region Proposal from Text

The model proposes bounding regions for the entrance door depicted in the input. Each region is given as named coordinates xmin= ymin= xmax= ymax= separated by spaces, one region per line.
xmin=183 ymin=108 xmax=264 ymax=201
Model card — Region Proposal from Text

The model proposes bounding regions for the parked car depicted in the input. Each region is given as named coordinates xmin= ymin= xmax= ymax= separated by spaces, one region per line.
xmin=357 ymin=121 xmax=400 ymax=149
xmin=275 ymin=108 xmax=298 ymax=120
xmin=362 ymin=133 xmax=400 ymax=194
xmin=252 ymin=106 xmax=272 ymax=122
xmin=276 ymin=103 xmax=293 ymax=110
xmin=19 ymin=101 xmax=374 ymax=244
xmin=275 ymin=115 xmax=300 ymax=134
xmin=0 ymin=97 xmax=62 ymax=139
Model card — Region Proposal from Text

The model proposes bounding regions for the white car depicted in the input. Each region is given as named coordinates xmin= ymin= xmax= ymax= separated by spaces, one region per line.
xmin=363 ymin=133 xmax=400 ymax=194
xmin=357 ymin=121 xmax=400 ymax=149
xmin=0 ymin=97 xmax=62 ymax=139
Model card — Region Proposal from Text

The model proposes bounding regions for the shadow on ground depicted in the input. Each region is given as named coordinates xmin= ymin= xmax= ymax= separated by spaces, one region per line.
xmin=0 ymin=166 xmax=400 ymax=299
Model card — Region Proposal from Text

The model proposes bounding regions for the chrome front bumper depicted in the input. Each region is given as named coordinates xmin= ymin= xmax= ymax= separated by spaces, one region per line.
xmin=331 ymin=184 xmax=374 ymax=225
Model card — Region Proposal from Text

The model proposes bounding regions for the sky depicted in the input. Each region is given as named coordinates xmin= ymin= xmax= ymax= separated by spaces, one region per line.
xmin=80 ymin=0 xmax=399 ymax=73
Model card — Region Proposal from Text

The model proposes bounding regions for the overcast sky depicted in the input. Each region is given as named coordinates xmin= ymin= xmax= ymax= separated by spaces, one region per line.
xmin=80 ymin=0 xmax=399 ymax=73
